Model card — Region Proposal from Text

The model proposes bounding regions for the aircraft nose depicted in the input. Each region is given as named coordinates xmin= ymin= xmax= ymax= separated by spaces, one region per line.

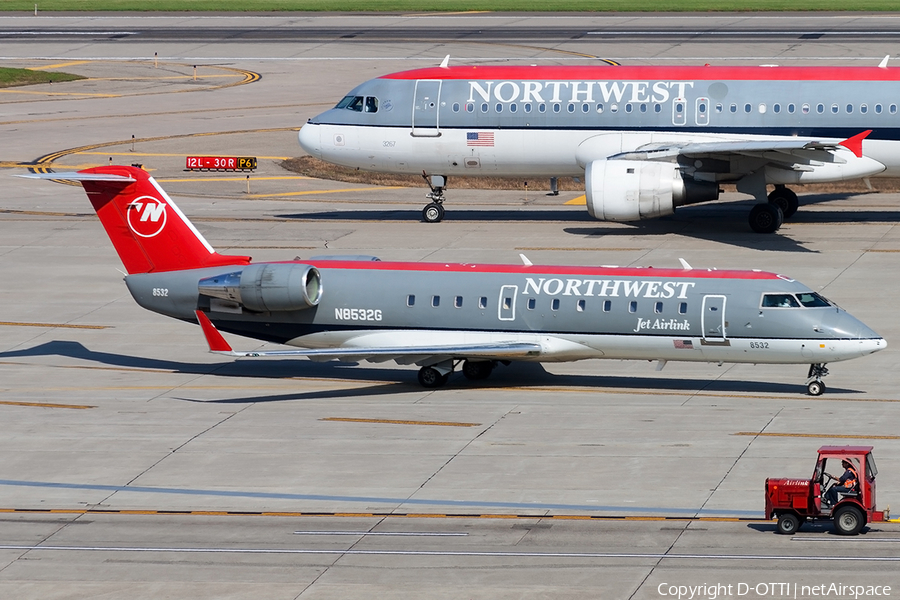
xmin=298 ymin=123 xmax=321 ymax=157
xmin=823 ymin=311 xmax=886 ymax=356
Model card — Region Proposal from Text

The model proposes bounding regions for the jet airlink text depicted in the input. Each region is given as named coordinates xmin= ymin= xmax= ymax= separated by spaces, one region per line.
xmin=523 ymin=278 xmax=697 ymax=299
xmin=467 ymin=80 xmax=696 ymax=105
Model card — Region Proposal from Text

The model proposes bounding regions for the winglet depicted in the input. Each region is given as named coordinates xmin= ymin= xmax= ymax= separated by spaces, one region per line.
xmin=839 ymin=130 xmax=871 ymax=159
xmin=195 ymin=310 xmax=234 ymax=353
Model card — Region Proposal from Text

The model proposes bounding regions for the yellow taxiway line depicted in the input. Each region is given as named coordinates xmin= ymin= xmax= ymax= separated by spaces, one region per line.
xmin=0 ymin=401 xmax=95 ymax=410
xmin=0 ymin=321 xmax=110 ymax=330
xmin=565 ymin=195 xmax=587 ymax=205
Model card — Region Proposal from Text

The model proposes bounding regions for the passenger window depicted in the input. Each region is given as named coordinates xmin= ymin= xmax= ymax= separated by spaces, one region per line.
xmin=538 ymin=103 xmax=546 ymax=113
xmin=860 ymin=104 xmax=868 ymax=114
xmin=875 ymin=104 xmax=883 ymax=114
xmin=773 ymin=103 xmax=781 ymax=114
xmin=582 ymin=103 xmax=590 ymax=113
xmin=451 ymin=102 xmax=460 ymax=113
xmin=641 ymin=103 xmax=648 ymax=113
xmin=465 ymin=102 xmax=475 ymax=113
xmin=432 ymin=295 xmax=440 ymax=308
xmin=715 ymin=103 xmax=722 ymax=113
xmin=678 ymin=302 xmax=687 ymax=314
xmin=407 ymin=294 xmax=415 ymax=307
xmin=495 ymin=103 xmax=503 ymax=113
xmin=629 ymin=301 xmax=638 ymax=313
xmin=654 ymin=301 xmax=663 ymax=314
xmin=454 ymin=296 xmax=463 ymax=308
xmin=625 ymin=103 xmax=633 ymax=113
xmin=802 ymin=103 xmax=810 ymax=114
xmin=567 ymin=103 xmax=575 ymax=113
xmin=744 ymin=103 xmax=752 ymax=113
xmin=527 ymin=297 xmax=536 ymax=310
xmin=551 ymin=298 xmax=560 ymax=311
xmin=891 ymin=104 xmax=898 ymax=114
xmin=758 ymin=103 xmax=766 ymax=114
xmin=788 ymin=103 xmax=795 ymax=114
xmin=524 ymin=103 xmax=532 ymax=113
xmin=654 ymin=103 xmax=662 ymax=113
xmin=481 ymin=103 xmax=489 ymax=113
xmin=553 ymin=103 xmax=561 ymax=113
xmin=364 ymin=97 xmax=379 ymax=113
xmin=603 ymin=300 xmax=612 ymax=312
xmin=761 ymin=294 xmax=801 ymax=308
xmin=831 ymin=104 xmax=839 ymax=114
xmin=797 ymin=292 xmax=831 ymax=307
xmin=503 ymin=297 xmax=512 ymax=310
xmin=846 ymin=103 xmax=853 ymax=114
xmin=816 ymin=103 xmax=825 ymax=114
xmin=596 ymin=103 xmax=604 ymax=113
xmin=611 ymin=104 xmax=619 ymax=113
xmin=509 ymin=103 xmax=517 ymax=113
xmin=577 ymin=299 xmax=586 ymax=312
xmin=479 ymin=296 xmax=488 ymax=309
xmin=730 ymin=104 xmax=737 ymax=113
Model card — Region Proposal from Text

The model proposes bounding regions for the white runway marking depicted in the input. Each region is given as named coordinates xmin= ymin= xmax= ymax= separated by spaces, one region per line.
xmin=2 ymin=545 xmax=900 ymax=561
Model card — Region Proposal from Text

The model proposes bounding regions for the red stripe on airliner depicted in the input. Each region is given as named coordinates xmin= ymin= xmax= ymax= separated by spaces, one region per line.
xmin=300 ymin=260 xmax=782 ymax=280
xmin=381 ymin=65 xmax=900 ymax=83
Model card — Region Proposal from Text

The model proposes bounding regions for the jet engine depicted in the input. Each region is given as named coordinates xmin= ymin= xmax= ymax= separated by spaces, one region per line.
xmin=198 ymin=263 xmax=322 ymax=312
xmin=585 ymin=159 xmax=719 ymax=222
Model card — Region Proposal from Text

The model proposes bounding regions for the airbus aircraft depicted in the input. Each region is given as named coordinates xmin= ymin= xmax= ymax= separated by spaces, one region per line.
xmin=26 ymin=166 xmax=885 ymax=395
xmin=298 ymin=60 xmax=899 ymax=233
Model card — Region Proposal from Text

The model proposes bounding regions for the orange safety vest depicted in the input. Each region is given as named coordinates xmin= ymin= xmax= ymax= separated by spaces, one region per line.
xmin=842 ymin=465 xmax=859 ymax=490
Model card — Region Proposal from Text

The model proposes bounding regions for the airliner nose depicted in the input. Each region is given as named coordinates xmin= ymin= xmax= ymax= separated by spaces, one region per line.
xmin=298 ymin=123 xmax=321 ymax=157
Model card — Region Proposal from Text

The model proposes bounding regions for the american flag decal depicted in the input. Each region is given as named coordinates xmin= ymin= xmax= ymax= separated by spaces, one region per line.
xmin=673 ymin=340 xmax=694 ymax=349
xmin=467 ymin=131 xmax=495 ymax=147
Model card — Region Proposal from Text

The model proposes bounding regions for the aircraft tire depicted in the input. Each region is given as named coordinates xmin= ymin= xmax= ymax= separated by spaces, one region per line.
xmin=462 ymin=360 xmax=494 ymax=380
xmin=749 ymin=203 xmax=784 ymax=233
xmin=418 ymin=366 xmax=447 ymax=388
xmin=776 ymin=512 xmax=801 ymax=535
xmin=422 ymin=203 xmax=444 ymax=223
xmin=807 ymin=380 xmax=825 ymax=396
xmin=833 ymin=504 xmax=865 ymax=536
xmin=768 ymin=187 xmax=799 ymax=219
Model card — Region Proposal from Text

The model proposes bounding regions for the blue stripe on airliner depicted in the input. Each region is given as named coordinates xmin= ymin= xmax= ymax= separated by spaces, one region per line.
xmin=0 ymin=479 xmax=761 ymax=517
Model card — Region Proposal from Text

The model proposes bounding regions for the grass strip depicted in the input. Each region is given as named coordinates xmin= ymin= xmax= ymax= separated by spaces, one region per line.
xmin=0 ymin=67 xmax=83 ymax=89
xmin=7 ymin=1 xmax=900 ymax=11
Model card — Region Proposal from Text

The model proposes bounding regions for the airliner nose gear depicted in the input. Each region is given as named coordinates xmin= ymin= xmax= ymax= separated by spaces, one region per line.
xmin=422 ymin=172 xmax=447 ymax=223
xmin=806 ymin=363 xmax=830 ymax=396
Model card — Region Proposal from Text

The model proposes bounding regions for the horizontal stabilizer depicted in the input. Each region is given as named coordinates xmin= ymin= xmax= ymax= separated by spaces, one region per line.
xmin=19 ymin=172 xmax=136 ymax=182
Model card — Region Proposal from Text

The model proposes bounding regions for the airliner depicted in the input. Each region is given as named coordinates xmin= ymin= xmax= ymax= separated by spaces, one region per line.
xmin=298 ymin=59 xmax=899 ymax=233
xmin=25 ymin=166 xmax=885 ymax=395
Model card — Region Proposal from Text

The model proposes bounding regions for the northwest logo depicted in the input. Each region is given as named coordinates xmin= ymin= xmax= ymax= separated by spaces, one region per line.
xmin=126 ymin=195 xmax=167 ymax=238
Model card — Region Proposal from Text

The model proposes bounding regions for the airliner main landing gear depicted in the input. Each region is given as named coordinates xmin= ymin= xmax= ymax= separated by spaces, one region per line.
xmin=417 ymin=359 xmax=498 ymax=387
xmin=768 ymin=185 xmax=799 ymax=219
xmin=806 ymin=363 xmax=829 ymax=396
xmin=421 ymin=172 xmax=447 ymax=223
xmin=749 ymin=202 xmax=784 ymax=234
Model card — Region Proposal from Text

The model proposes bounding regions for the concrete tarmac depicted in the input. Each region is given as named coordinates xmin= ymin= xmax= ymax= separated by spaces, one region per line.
xmin=1 ymin=12 xmax=899 ymax=599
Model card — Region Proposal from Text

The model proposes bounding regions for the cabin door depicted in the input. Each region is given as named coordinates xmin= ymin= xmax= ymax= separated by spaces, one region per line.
xmin=701 ymin=295 xmax=727 ymax=342
xmin=412 ymin=80 xmax=442 ymax=137
xmin=498 ymin=285 xmax=518 ymax=321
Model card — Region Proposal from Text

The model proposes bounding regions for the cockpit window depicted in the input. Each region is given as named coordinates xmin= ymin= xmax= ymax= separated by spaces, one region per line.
xmin=761 ymin=293 xmax=801 ymax=308
xmin=364 ymin=96 xmax=378 ymax=113
xmin=796 ymin=292 xmax=831 ymax=307
xmin=335 ymin=95 xmax=364 ymax=111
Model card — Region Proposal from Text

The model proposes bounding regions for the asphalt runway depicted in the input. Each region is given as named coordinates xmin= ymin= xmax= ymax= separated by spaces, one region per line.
xmin=1 ymin=12 xmax=900 ymax=599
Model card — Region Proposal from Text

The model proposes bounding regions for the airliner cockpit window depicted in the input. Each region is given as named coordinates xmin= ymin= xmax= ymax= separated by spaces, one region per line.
xmin=796 ymin=292 xmax=831 ymax=308
xmin=762 ymin=294 xmax=801 ymax=308
xmin=335 ymin=95 xmax=365 ymax=111
xmin=364 ymin=97 xmax=379 ymax=113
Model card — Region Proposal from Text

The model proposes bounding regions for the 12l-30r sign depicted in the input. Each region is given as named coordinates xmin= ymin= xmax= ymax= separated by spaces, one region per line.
xmin=185 ymin=156 xmax=257 ymax=171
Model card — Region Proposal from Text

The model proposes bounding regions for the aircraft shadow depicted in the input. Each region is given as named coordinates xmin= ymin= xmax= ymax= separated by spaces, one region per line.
xmin=277 ymin=208 xmax=594 ymax=223
xmin=0 ymin=341 xmax=866 ymax=403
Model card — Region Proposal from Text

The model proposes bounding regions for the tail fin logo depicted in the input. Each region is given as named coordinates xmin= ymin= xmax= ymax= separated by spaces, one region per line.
xmin=126 ymin=195 xmax=167 ymax=238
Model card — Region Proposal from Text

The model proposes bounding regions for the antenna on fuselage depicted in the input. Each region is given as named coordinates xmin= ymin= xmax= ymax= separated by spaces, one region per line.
xmin=678 ymin=258 xmax=693 ymax=270
xmin=440 ymin=54 xmax=450 ymax=68
xmin=519 ymin=253 xmax=533 ymax=267
xmin=879 ymin=55 xmax=890 ymax=68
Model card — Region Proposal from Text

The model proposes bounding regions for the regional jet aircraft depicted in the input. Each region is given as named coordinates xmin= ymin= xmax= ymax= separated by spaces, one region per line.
xmin=26 ymin=166 xmax=885 ymax=394
xmin=298 ymin=60 xmax=899 ymax=233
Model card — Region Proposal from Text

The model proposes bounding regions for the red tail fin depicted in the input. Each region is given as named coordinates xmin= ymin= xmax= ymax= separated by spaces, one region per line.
xmin=74 ymin=166 xmax=250 ymax=274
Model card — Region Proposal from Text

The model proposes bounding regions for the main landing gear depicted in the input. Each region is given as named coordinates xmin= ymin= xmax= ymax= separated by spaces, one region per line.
xmin=421 ymin=172 xmax=447 ymax=223
xmin=748 ymin=185 xmax=799 ymax=234
xmin=806 ymin=363 xmax=829 ymax=396
xmin=417 ymin=359 xmax=497 ymax=388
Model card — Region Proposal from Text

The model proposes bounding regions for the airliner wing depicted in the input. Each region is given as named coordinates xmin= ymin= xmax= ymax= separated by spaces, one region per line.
xmin=195 ymin=311 xmax=541 ymax=364
xmin=610 ymin=130 xmax=871 ymax=163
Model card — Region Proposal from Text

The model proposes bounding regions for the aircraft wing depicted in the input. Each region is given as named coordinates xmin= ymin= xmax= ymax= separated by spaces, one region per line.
xmin=195 ymin=311 xmax=542 ymax=364
xmin=610 ymin=131 xmax=871 ymax=163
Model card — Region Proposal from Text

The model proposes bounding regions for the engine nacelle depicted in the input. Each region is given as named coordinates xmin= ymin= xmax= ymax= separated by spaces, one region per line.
xmin=585 ymin=159 xmax=718 ymax=222
xmin=198 ymin=263 xmax=322 ymax=312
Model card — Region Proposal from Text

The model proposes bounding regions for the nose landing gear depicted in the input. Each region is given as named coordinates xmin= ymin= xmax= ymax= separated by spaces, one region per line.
xmin=806 ymin=363 xmax=829 ymax=396
xmin=421 ymin=172 xmax=447 ymax=223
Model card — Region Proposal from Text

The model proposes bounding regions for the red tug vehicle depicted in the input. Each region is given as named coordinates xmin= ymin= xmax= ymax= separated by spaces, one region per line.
xmin=765 ymin=446 xmax=889 ymax=535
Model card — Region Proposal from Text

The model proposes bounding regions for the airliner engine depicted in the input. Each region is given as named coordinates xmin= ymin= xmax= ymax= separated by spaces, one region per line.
xmin=584 ymin=159 xmax=719 ymax=221
xmin=198 ymin=263 xmax=322 ymax=312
